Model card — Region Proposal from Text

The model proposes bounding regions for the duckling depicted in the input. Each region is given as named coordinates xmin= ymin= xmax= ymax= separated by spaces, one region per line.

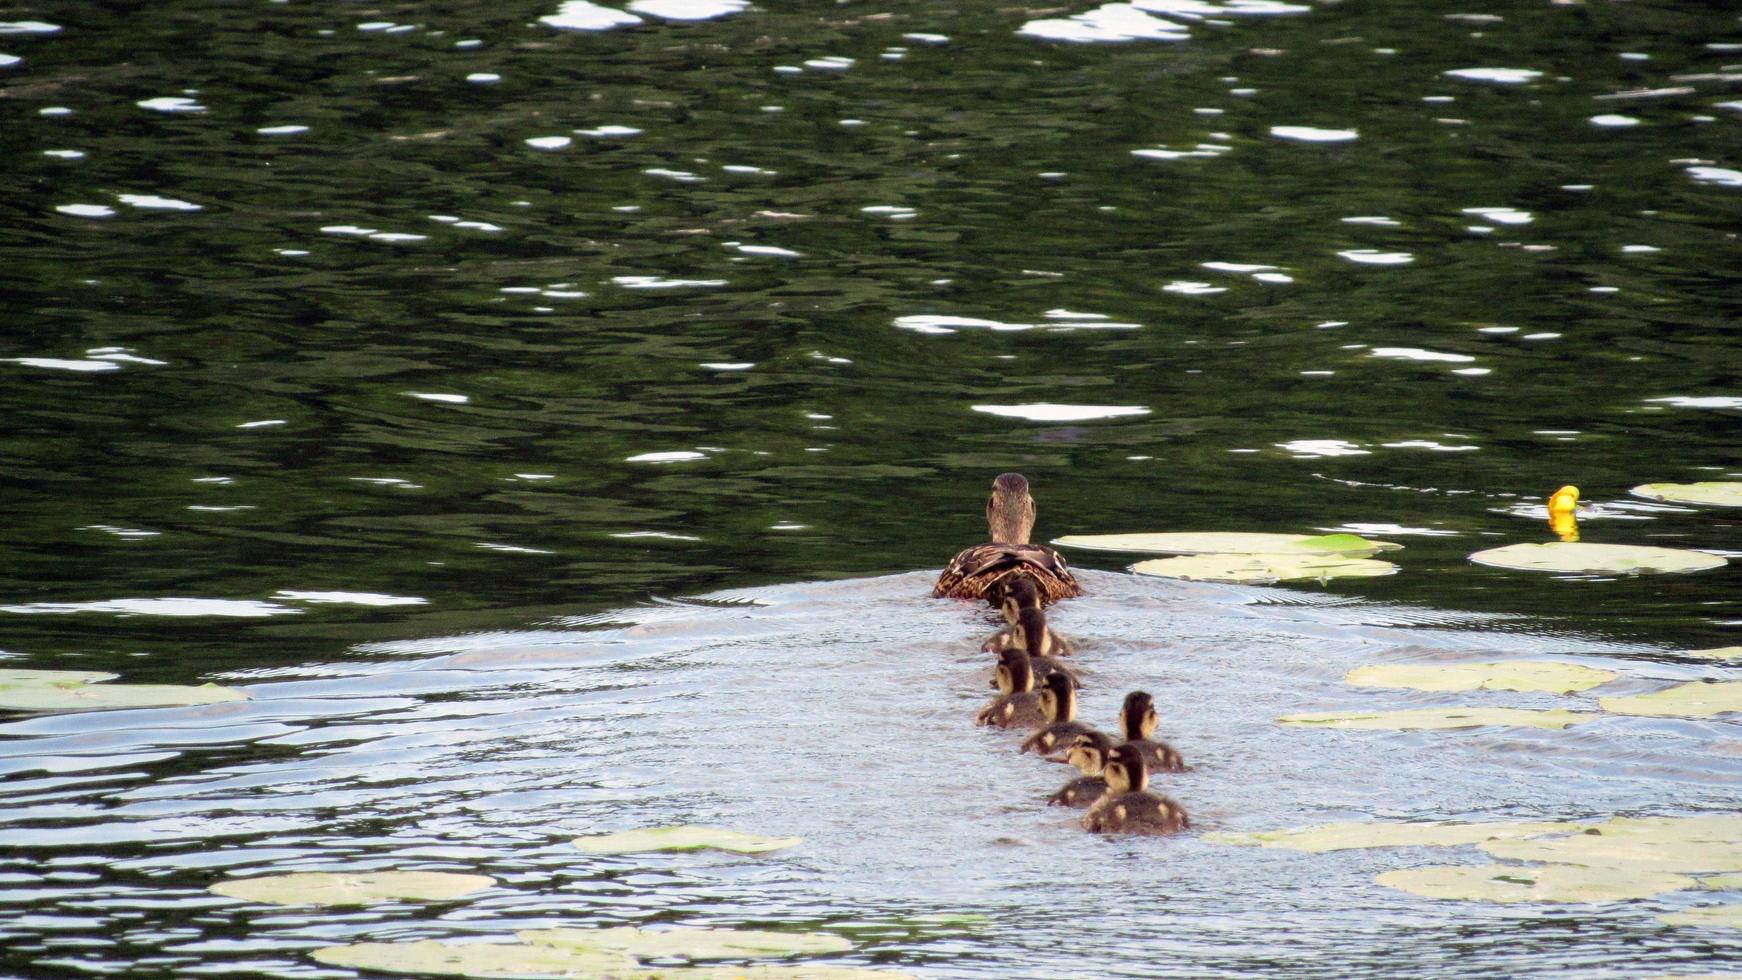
xmin=981 ymin=613 xmax=1078 ymax=689
xmin=933 ymin=474 xmax=1083 ymax=604
xmin=1020 ymin=672 xmax=1096 ymax=755
xmin=996 ymin=580 xmax=1074 ymax=654
xmin=1118 ymin=691 xmax=1186 ymax=774
xmin=974 ymin=648 xmax=1047 ymax=730
xmin=1082 ymin=743 xmax=1190 ymax=836
xmin=1048 ymin=730 xmax=1115 ymax=808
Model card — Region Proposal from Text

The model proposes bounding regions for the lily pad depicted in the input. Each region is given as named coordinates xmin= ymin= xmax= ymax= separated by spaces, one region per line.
xmin=1344 ymin=661 xmax=1616 ymax=694
xmin=1598 ymin=815 xmax=1742 ymax=842
xmin=1377 ymin=863 xmax=1696 ymax=903
xmin=1132 ymin=552 xmax=1399 ymax=585
xmin=311 ymin=940 xmax=633 ymax=978
xmin=1660 ymin=904 xmax=1742 ymax=929
xmin=1600 ymin=681 xmax=1742 ymax=719
xmin=0 ymin=678 xmax=248 ymax=712
xmin=522 ymin=926 xmax=852 ymax=959
xmin=1482 ymin=834 xmax=1742 ymax=874
xmin=573 ymin=825 xmax=801 ymax=854
xmin=1278 ymin=707 xmax=1596 ymax=730
xmin=1685 ymin=647 xmax=1742 ymax=661
xmin=1704 ymin=874 xmax=1742 ymax=891
xmin=1468 ymin=542 xmax=1725 ymax=575
xmin=1204 ymin=819 xmax=1580 ymax=853
xmin=1632 ymin=482 xmax=1742 ymax=507
xmin=1054 ymin=531 xmax=1399 ymax=556
xmin=0 ymin=668 xmax=119 ymax=686
xmin=210 ymin=871 xmax=495 ymax=906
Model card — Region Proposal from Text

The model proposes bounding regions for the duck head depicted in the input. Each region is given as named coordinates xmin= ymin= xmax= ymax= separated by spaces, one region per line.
xmin=1103 ymin=743 xmax=1149 ymax=794
xmin=986 ymin=472 xmax=1036 ymax=545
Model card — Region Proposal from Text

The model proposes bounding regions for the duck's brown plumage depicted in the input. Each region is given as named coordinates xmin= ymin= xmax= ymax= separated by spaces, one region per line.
xmin=932 ymin=473 xmax=1083 ymax=604
xmin=975 ymin=648 xmax=1048 ymax=730
xmin=1048 ymin=731 xmax=1115 ymax=809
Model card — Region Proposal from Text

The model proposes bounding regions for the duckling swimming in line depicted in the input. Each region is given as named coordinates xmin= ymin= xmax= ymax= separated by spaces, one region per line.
xmin=975 ymin=648 xmax=1047 ymax=730
xmin=1082 ymin=743 xmax=1190 ymax=836
xmin=933 ymin=473 xmax=1083 ymax=605
xmin=982 ymin=610 xmax=1078 ymax=688
xmin=1021 ymin=672 xmax=1095 ymax=756
xmin=1048 ymin=730 xmax=1115 ymax=809
xmin=1118 ymin=691 xmax=1186 ymax=773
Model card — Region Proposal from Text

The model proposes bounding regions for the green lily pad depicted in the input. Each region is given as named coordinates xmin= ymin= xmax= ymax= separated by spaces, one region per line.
xmin=1660 ymin=904 xmax=1742 ymax=929
xmin=0 ymin=679 xmax=248 ymax=712
xmin=1377 ymin=863 xmax=1696 ymax=903
xmin=1054 ymin=531 xmax=1399 ymax=556
xmin=1482 ymin=835 xmax=1742 ymax=874
xmin=1598 ymin=815 xmax=1742 ymax=842
xmin=1204 ymin=820 xmax=1581 ymax=853
xmin=1703 ymin=874 xmax=1742 ymax=891
xmin=1278 ymin=707 xmax=1596 ymax=730
xmin=573 ymin=825 xmax=801 ymax=855
xmin=1344 ymin=661 xmax=1616 ymax=694
xmin=311 ymin=940 xmax=633 ymax=978
xmin=1469 ymin=542 xmax=1726 ymax=575
xmin=1685 ymin=647 xmax=1742 ymax=661
xmin=1632 ymin=482 xmax=1742 ymax=507
xmin=522 ymin=926 xmax=852 ymax=959
xmin=1600 ymin=681 xmax=1742 ymax=719
xmin=0 ymin=668 xmax=120 ymax=686
xmin=210 ymin=871 xmax=495 ymax=906
xmin=1132 ymin=552 xmax=1399 ymax=584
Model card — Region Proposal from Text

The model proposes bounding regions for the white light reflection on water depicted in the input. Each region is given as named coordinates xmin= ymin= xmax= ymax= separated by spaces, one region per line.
xmin=0 ymin=598 xmax=300 ymax=617
xmin=971 ymin=404 xmax=1150 ymax=422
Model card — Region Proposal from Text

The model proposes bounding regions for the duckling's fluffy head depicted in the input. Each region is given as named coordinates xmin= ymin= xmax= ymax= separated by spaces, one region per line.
xmin=1067 ymin=730 xmax=1115 ymax=774
xmin=1121 ymin=691 xmax=1157 ymax=740
xmin=1104 ymin=743 xmax=1149 ymax=794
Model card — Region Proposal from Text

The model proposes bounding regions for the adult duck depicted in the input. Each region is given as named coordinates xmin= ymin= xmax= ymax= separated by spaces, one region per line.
xmin=932 ymin=473 xmax=1082 ymax=606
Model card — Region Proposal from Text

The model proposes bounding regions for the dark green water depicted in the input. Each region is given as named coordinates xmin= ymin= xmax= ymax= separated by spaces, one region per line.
xmin=1 ymin=1 xmax=1740 ymax=976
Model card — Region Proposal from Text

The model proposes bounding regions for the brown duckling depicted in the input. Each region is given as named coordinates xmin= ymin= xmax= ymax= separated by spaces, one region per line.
xmin=933 ymin=473 xmax=1083 ymax=604
xmin=974 ymin=648 xmax=1047 ymax=730
xmin=981 ymin=616 xmax=1078 ymax=689
xmin=1047 ymin=730 xmax=1115 ymax=809
xmin=1082 ymin=743 xmax=1190 ymax=836
xmin=1020 ymin=672 xmax=1095 ymax=756
xmin=1118 ymin=691 xmax=1186 ymax=774
xmin=996 ymin=579 xmax=1074 ymax=654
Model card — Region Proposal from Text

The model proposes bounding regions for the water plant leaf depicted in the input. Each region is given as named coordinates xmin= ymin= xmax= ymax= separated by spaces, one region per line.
xmin=1685 ymin=647 xmax=1742 ymax=661
xmin=1131 ymin=553 xmax=1399 ymax=584
xmin=1659 ymin=905 xmax=1742 ymax=929
xmin=209 ymin=871 xmax=495 ymax=906
xmin=1468 ymin=542 xmax=1725 ymax=575
xmin=1702 ymin=874 xmax=1742 ymax=891
xmin=1203 ymin=820 xmax=1581 ymax=853
xmin=1598 ymin=815 xmax=1742 ymax=842
xmin=1344 ymin=661 xmax=1616 ymax=694
xmin=0 ymin=668 xmax=119 ymax=686
xmin=1376 ymin=863 xmax=1696 ymax=903
xmin=1599 ymin=681 xmax=1742 ymax=719
xmin=1054 ymin=531 xmax=1399 ymax=555
xmin=311 ymin=940 xmax=634 ymax=977
xmin=0 ymin=679 xmax=248 ymax=712
xmin=573 ymin=825 xmax=801 ymax=854
xmin=1482 ymin=835 xmax=1742 ymax=873
xmin=1278 ymin=707 xmax=1595 ymax=730
xmin=1631 ymin=482 xmax=1742 ymax=507
xmin=521 ymin=926 xmax=852 ymax=959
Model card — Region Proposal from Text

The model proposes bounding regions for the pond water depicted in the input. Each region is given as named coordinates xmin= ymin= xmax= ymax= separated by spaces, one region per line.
xmin=1 ymin=0 xmax=1739 ymax=976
